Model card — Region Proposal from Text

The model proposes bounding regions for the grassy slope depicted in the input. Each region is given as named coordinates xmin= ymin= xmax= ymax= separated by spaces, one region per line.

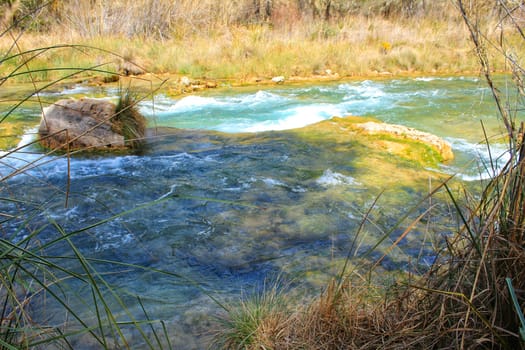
xmin=0 ymin=15 xmax=503 ymax=85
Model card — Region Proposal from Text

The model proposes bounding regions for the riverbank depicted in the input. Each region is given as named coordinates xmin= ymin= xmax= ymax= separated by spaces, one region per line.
xmin=0 ymin=13 xmax=509 ymax=87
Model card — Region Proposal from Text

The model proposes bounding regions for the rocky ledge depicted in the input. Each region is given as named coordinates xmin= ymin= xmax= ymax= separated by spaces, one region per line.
xmin=354 ymin=121 xmax=454 ymax=161
xmin=291 ymin=116 xmax=454 ymax=171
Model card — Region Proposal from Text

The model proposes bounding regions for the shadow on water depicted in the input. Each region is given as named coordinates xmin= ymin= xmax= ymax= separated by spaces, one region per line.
xmin=1 ymin=120 xmax=456 ymax=348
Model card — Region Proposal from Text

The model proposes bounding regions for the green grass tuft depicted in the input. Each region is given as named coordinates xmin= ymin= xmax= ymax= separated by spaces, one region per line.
xmin=212 ymin=281 xmax=289 ymax=350
xmin=113 ymin=89 xmax=147 ymax=150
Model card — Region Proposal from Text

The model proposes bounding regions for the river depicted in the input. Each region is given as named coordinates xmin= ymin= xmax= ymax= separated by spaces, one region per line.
xmin=0 ymin=76 xmax=509 ymax=348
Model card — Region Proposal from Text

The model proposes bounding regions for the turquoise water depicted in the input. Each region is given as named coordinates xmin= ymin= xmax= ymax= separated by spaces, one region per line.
xmin=0 ymin=76 xmax=517 ymax=349
xmin=139 ymin=77 xmax=508 ymax=178
xmin=142 ymin=77 xmax=497 ymax=138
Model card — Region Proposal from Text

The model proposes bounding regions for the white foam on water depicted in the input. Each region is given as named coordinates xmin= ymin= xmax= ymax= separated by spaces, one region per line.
xmin=17 ymin=128 xmax=38 ymax=148
xmin=291 ymin=86 xmax=334 ymax=95
xmin=258 ymin=177 xmax=306 ymax=192
xmin=457 ymin=76 xmax=479 ymax=82
xmin=140 ymin=95 xmax=226 ymax=115
xmin=291 ymin=186 xmax=307 ymax=193
xmin=172 ymin=95 xmax=226 ymax=111
xmin=445 ymin=137 xmax=511 ymax=180
xmin=236 ymin=90 xmax=286 ymax=107
xmin=168 ymin=152 xmax=202 ymax=161
xmin=141 ymin=90 xmax=288 ymax=117
xmin=316 ymin=169 xmax=359 ymax=187
xmin=262 ymin=178 xmax=286 ymax=187
xmin=69 ymin=156 xmax=135 ymax=179
xmin=37 ymin=84 xmax=94 ymax=97
xmin=0 ymin=128 xmax=44 ymax=174
xmin=61 ymin=84 xmax=93 ymax=95
xmin=414 ymin=76 xmax=479 ymax=82
xmin=339 ymin=80 xmax=385 ymax=99
xmin=95 ymin=232 xmax=135 ymax=252
xmin=139 ymin=93 xmax=169 ymax=111
xmin=140 ymin=89 xmax=339 ymax=132
xmin=69 ymin=152 xmax=212 ymax=180
xmin=421 ymin=89 xmax=441 ymax=97
xmin=449 ymin=137 xmax=509 ymax=161
xmin=243 ymin=105 xmax=343 ymax=132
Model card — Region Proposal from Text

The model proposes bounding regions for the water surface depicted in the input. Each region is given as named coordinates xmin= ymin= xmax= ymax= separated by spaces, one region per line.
xmin=0 ymin=76 xmax=513 ymax=348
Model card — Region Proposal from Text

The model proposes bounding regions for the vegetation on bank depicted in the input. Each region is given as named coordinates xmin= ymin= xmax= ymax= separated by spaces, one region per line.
xmin=0 ymin=0 xmax=520 ymax=84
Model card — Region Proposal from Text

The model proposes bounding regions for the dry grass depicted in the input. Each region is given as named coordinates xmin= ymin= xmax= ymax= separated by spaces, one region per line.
xmin=278 ymin=281 xmax=434 ymax=349
xmin=0 ymin=18 xmax=485 ymax=82
xmin=1 ymin=6 xmax=511 ymax=83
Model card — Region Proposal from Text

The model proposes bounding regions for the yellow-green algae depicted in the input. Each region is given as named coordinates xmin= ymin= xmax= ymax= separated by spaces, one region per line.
xmin=288 ymin=115 xmax=451 ymax=189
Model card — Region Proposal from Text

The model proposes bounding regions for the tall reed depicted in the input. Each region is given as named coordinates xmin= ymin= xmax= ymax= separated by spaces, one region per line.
xmin=0 ymin=5 xmax=174 ymax=349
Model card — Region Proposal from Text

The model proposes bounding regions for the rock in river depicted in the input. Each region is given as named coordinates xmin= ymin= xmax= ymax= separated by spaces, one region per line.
xmin=354 ymin=121 xmax=454 ymax=161
xmin=38 ymin=98 xmax=125 ymax=151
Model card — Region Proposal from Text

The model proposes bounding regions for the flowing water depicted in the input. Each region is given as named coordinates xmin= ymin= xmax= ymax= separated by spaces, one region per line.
xmin=0 ymin=76 xmax=512 ymax=348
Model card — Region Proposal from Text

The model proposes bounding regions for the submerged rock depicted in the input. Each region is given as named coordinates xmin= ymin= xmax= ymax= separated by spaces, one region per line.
xmin=291 ymin=116 xmax=454 ymax=173
xmin=38 ymin=98 xmax=125 ymax=151
xmin=355 ymin=121 xmax=454 ymax=161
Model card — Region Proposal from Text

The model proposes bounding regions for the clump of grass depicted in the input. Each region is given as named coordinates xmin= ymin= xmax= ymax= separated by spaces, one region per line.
xmin=212 ymin=282 xmax=289 ymax=349
xmin=113 ymin=89 xmax=147 ymax=150
xmin=280 ymin=279 xmax=437 ymax=349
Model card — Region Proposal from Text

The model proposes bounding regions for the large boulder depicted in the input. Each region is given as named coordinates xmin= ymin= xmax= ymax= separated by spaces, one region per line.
xmin=38 ymin=98 xmax=125 ymax=150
